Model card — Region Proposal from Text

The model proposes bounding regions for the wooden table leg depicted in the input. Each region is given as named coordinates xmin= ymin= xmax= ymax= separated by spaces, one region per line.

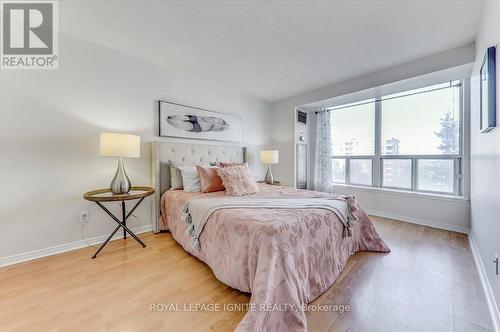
xmin=91 ymin=200 xmax=147 ymax=259
xmin=122 ymin=201 xmax=126 ymax=239
xmin=95 ymin=201 xmax=146 ymax=248
xmin=92 ymin=224 xmax=120 ymax=259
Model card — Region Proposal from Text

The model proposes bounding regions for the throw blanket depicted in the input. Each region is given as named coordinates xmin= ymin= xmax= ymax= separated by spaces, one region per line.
xmin=181 ymin=195 xmax=358 ymax=249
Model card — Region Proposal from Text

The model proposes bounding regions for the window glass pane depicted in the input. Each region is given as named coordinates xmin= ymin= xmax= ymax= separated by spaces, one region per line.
xmin=349 ymin=159 xmax=372 ymax=185
xmin=417 ymin=159 xmax=454 ymax=193
xmin=333 ymin=159 xmax=346 ymax=183
xmin=331 ymin=100 xmax=375 ymax=156
xmin=382 ymin=159 xmax=412 ymax=189
xmin=381 ymin=83 xmax=460 ymax=155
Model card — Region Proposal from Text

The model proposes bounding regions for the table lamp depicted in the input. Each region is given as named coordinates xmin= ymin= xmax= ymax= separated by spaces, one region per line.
xmin=100 ymin=133 xmax=140 ymax=194
xmin=261 ymin=150 xmax=279 ymax=184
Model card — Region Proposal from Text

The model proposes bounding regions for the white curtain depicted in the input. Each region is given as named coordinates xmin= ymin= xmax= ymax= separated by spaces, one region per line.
xmin=314 ymin=110 xmax=333 ymax=192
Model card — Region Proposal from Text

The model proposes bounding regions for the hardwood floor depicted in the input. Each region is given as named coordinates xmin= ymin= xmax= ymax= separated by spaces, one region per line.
xmin=0 ymin=216 xmax=493 ymax=331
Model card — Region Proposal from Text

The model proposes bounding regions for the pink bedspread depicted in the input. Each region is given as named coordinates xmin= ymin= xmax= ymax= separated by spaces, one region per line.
xmin=160 ymin=184 xmax=390 ymax=331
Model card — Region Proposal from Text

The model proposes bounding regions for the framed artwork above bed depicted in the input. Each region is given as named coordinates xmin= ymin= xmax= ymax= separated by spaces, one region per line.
xmin=480 ymin=46 xmax=496 ymax=133
xmin=158 ymin=100 xmax=241 ymax=143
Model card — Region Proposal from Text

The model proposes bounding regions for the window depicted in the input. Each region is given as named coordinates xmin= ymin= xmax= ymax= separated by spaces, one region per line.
xmin=332 ymin=159 xmax=346 ymax=183
xmin=382 ymin=159 xmax=412 ymax=189
xmin=417 ymin=159 xmax=455 ymax=193
xmin=381 ymin=83 xmax=460 ymax=155
xmin=350 ymin=159 xmax=372 ymax=186
xmin=329 ymin=81 xmax=463 ymax=196
xmin=331 ymin=100 xmax=375 ymax=156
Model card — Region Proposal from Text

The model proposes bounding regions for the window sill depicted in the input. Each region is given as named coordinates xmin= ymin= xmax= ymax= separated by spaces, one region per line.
xmin=332 ymin=184 xmax=469 ymax=203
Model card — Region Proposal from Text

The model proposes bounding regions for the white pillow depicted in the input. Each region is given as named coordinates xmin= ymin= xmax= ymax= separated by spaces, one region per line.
xmin=178 ymin=166 xmax=201 ymax=192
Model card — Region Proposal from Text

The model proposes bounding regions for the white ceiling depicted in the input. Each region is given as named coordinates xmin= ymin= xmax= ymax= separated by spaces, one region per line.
xmin=61 ymin=1 xmax=483 ymax=102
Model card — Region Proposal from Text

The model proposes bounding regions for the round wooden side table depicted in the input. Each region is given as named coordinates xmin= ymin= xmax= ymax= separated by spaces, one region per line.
xmin=83 ymin=186 xmax=155 ymax=258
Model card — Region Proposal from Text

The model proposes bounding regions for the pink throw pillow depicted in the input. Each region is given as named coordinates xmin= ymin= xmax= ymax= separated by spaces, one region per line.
xmin=218 ymin=161 xmax=247 ymax=168
xmin=216 ymin=165 xmax=259 ymax=196
xmin=196 ymin=166 xmax=225 ymax=193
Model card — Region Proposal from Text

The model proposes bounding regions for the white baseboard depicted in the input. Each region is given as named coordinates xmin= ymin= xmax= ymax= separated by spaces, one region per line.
xmin=0 ymin=224 xmax=153 ymax=268
xmin=469 ymin=233 xmax=500 ymax=332
xmin=366 ymin=209 xmax=470 ymax=234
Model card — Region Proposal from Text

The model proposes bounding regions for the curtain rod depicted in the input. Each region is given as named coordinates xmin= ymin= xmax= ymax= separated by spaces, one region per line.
xmin=314 ymin=82 xmax=461 ymax=114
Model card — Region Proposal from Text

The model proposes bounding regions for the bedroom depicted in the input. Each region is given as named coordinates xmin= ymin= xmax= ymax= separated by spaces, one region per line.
xmin=0 ymin=0 xmax=498 ymax=331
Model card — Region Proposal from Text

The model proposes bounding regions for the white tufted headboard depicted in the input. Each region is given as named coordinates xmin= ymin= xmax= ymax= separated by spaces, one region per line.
xmin=151 ymin=141 xmax=247 ymax=232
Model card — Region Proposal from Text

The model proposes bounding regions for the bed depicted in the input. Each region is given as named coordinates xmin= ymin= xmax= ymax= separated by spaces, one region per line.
xmin=151 ymin=141 xmax=390 ymax=331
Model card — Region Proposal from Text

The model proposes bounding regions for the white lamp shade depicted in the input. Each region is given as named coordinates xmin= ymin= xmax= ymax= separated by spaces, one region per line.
xmin=100 ymin=133 xmax=140 ymax=158
xmin=261 ymin=150 xmax=279 ymax=164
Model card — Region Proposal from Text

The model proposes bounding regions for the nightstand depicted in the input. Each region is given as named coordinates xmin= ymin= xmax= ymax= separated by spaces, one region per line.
xmin=83 ymin=186 xmax=154 ymax=258
xmin=257 ymin=181 xmax=281 ymax=186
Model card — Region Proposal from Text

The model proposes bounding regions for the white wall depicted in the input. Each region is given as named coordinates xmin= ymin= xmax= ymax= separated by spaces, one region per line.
xmin=271 ymin=44 xmax=475 ymax=231
xmin=469 ymin=0 xmax=500 ymax=321
xmin=0 ymin=32 xmax=272 ymax=261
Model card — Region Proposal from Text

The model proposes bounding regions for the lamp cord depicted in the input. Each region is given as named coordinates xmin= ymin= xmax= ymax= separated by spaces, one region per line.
xmin=81 ymin=223 xmax=96 ymax=248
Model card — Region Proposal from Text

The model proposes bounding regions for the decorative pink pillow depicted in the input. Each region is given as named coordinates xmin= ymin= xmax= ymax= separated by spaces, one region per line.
xmin=218 ymin=161 xmax=247 ymax=168
xmin=216 ymin=165 xmax=259 ymax=196
xmin=196 ymin=166 xmax=225 ymax=193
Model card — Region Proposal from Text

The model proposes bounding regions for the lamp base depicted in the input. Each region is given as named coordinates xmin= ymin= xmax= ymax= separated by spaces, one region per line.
xmin=110 ymin=157 xmax=131 ymax=194
xmin=265 ymin=164 xmax=274 ymax=184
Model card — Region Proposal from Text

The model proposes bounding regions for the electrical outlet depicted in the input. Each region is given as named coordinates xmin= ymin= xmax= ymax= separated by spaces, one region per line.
xmin=80 ymin=211 xmax=89 ymax=223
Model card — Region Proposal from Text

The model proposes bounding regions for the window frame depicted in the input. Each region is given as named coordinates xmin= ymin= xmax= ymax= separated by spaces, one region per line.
xmin=331 ymin=81 xmax=464 ymax=197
